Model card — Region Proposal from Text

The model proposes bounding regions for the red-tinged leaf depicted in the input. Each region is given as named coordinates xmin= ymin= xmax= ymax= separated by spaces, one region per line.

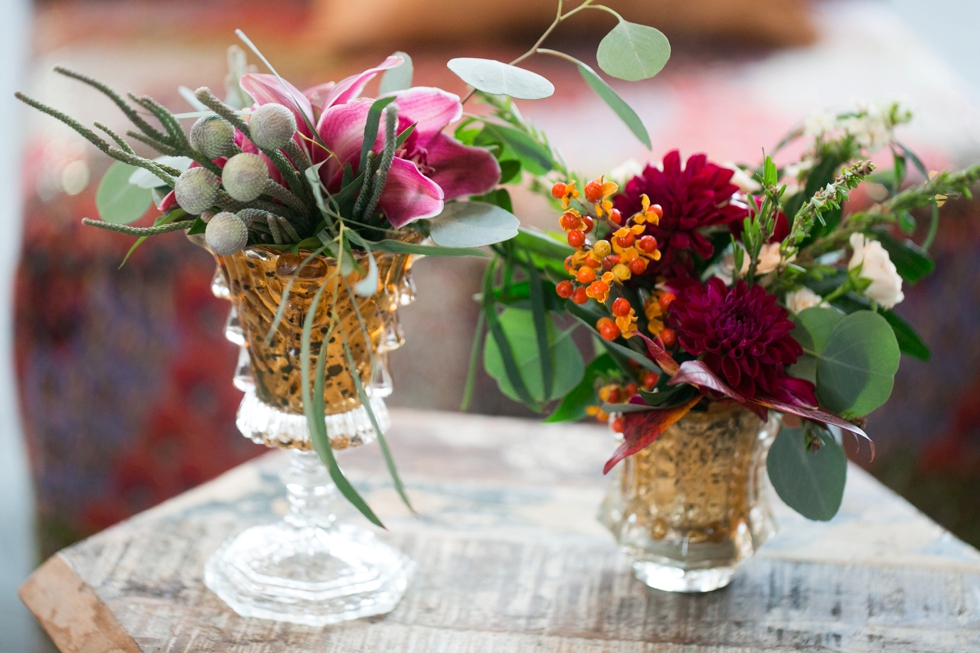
xmin=603 ymin=395 xmax=702 ymax=474
xmin=750 ymin=395 xmax=874 ymax=458
xmin=636 ymin=332 xmax=680 ymax=376
xmin=668 ymin=360 xmax=746 ymax=402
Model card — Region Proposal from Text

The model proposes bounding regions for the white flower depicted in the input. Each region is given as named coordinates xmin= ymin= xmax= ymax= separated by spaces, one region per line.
xmin=783 ymin=158 xmax=814 ymax=182
xmin=842 ymin=115 xmax=891 ymax=152
xmin=714 ymin=242 xmax=793 ymax=285
xmin=722 ymin=163 xmax=761 ymax=193
xmin=607 ymin=159 xmax=646 ymax=185
xmin=848 ymin=233 xmax=904 ymax=309
xmin=785 ymin=287 xmax=826 ymax=314
xmin=804 ymin=109 xmax=837 ymax=138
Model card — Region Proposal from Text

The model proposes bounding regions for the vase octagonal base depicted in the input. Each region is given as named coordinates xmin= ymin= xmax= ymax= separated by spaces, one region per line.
xmin=204 ymin=522 xmax=414 ymax=626
xmin=631 ymin=560 xmax=737 ymax=593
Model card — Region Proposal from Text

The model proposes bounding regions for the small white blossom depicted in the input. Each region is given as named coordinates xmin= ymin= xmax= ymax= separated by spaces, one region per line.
xmin=723 ymin=163 xmax=762 ymax=193
xmin=783 ymin=158 xmax=814 ymax=181
xmin=607 ymin=159 xmax=647 ymax=185
xmin=848 ymin=233 xmax=904 ymax=309
xmin=804 ymin=109 xmax=837 ymax=138
xmin=785 ymin=287 xmax=827 ymax=313
xmin=842 ymin=114 xmax=891 ymax=152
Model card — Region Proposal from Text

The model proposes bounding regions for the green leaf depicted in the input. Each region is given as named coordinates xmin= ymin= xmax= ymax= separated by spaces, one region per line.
xmin=898 ymin=210 xmax=916 ymax=234
xmin=499 ymin=160 xmax=522 ymax=184
xmin=367 ymin=239 xmax=490 ymax=258
xmin=478 ymin=124 xmax=553 ymax=175
xmin=545 ymin=354 xmax=618 ymax=423
xmin=830 ymin=294 xmax=930 ymax=361
xmin=483 ymin=307 xmax=584 ymax=404
xmin=874 ymin=230 xmax=934 ymax=283
xmin=378 ymin=51 xmax=413 ymax=94
xmin=429 ymin=201 xmax=520 ymax=248
xmin=789 ymin=306 xmax=844 ymax=383
xmin=763 ymin=155 xmax=778 ymax=187
xmin=513 ymin=228 xmax=574 ymax=261
xmin=359 ymin=96 xmax=397 ymax=175
xmin=576 ymin=62 xmax=651 ymax=149
xmin=186 ymin=217 xmax=207 ymax=235
xmin=526 ymin=264 xmax=553 ymax=401
xmin=472 ymin=188 xmax=514 ymax=213
xmin=447 ymin=58 xmax=554 ymax=100
xmin=482 ymin=266 xmax=537 ymax=408
xmin=815 ymin=310 xmax=900 ymax=417
xmin=597 ymin=20 xmax=670 ymax=82
xmin=96 ymin=162 xmax=153 ymax=224
xmin=767 ymin=424 xmax=846 ymax=521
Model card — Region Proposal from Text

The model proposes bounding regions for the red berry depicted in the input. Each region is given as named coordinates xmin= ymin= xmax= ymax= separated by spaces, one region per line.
xmin=628 ymin=257 xmax=647 ymax=275
xmin=564 ymin=256 xmax=574 ymax=272
xmin=643 ymin=371 xmax=659 ymax=390
xmin=624 ymin=382 xmax=638 ymax=397
xmin=612 ymin=297 xmax=631 ymax=317
xmin=572 ymin=286 xmax=589 ymax=305
xmin=658 ymin=292 xmax=676 ymax=312
xmin=608 ymin=208 xmax=623 ymax=225
xmin=616 ymin=232 xmax=635 ymax=248
xmin=660 ymin=328 xmax=677 ymax=348
xmin=559 ymin=213 xmax=579 ymax=230
xmin=638 ymin=235 xmax=658 ymax=253
xmin=582 ymin=216 xmax=595 ymax=234
xmin=584 ymin=255 xmax=601 ymax=269
xmin=567 ymin=230 xmax=585 ymax=248
xmin=576 ymin=267 xmax=597 ymax=284
xmin=551 ymin=182 xmax=567 ymax=199
xmin=589 ymin=280 xmax=609 ymax=297
xmin=611 ymin=416 xmax=626 ymax=433
xmin=585 ymin=180 xmax=603 ymax=203
xmin=607 ymin=387 xmax=621 ymax=404
xmin=555 ymin=280 xmax=574 ymax=299
xmin=597 ymin=317 xmax=620 ymax=341
xmin=649 ymin=203 xmax=664 ymax=219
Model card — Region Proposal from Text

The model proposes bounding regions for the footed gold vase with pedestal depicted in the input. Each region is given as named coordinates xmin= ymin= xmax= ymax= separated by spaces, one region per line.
xmin=599 ymin=402 xmax=780 ymax=593
xmin=202 ymin=243 xmax=418 ymax=626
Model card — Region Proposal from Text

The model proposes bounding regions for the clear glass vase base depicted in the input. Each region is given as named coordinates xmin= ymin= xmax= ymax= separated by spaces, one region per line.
xmin=204 ymin=522 xmax=415 ymax=626
xmin=631 ymin=560 xmax=737 ymax=593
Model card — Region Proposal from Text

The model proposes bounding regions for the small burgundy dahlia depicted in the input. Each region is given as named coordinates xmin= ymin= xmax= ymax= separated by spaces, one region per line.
xmin=667 ymin=278 xmax=815 ymax=404
xmin=613 ymin=150 xmax=748 ymax=275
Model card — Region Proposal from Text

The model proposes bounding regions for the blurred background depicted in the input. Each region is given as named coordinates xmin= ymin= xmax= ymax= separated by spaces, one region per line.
xmin=3 ymin=0 xmax=980 ymax=650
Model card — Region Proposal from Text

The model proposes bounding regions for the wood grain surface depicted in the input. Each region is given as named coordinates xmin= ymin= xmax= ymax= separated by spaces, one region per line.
xmin=20 ymin=410 xmax=980 ymax=652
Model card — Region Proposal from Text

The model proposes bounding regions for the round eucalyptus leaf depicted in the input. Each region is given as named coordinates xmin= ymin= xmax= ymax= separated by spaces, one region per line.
xmin=97 ymin=162 xmax=153 ymax=224
xmin=815 ymin=310 xmax=900 ymax=417
xmin=768 ymin=425 xmax=846 ymax=521
xmin=484 ymin=308 xmax=584 ymax=403
xmin=429 ymin=201 xmax=520 ymax=248
xmin=788 ymin=306 xmax=844 ymax=383
xmin=447 ymin=58 xmax=555 ymax=100
xmin=597 ymin=21 xmax=671 ymax=82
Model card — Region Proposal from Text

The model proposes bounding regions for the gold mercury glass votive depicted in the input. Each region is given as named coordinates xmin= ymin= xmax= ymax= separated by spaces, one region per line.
xmin=599 ymin=401 xmax=780 ymax=592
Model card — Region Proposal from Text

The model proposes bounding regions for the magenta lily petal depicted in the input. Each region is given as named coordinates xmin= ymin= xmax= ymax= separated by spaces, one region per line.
xmin=315 ymin=99 xmax=376 ymax=180
xmin=240 ymin=74 xmax=315 ymax=136
xmin=321 ymin=55 xmax=403 ymax=110
xmin=385 ymin=87 xmax=462 ymax=140
xmin=378 ymin=158 xmax=444 ymax=227
xmin=425 ymin=132 xmax=500 ymax=200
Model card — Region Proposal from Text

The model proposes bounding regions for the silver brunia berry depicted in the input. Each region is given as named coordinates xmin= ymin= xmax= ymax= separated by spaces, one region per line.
xmin=205 ymin=212 xmax=249 ymax=256
xmin=174 ymin=167 xmax=220 ymax=215
xmin=189 ymin=115 xmax=236 ymax=159
xmin=249 ymin=103 xmax=297 ymax=151
xmin=222 ymin=153 xmax=268 ymax=202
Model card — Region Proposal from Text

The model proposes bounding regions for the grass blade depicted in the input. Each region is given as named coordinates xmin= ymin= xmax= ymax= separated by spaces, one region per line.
xmin=482 ymin=261 xmax=538 ymax=408
xmin=526 ymin=262 xmax=553 ymax=400
xmin=460 ymin=311 xmax=486 ymax=411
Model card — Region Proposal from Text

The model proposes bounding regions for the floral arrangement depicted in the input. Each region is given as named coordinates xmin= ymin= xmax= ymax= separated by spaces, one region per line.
xmin=16 ymin=1 xmax=673 ymax=525
xmin=475 ymin=100 xmax=980 ymax=521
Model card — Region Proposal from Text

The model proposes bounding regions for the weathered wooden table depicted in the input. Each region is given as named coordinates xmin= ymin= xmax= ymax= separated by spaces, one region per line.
xmin=20 ymin=410 xmax=980 ymax=652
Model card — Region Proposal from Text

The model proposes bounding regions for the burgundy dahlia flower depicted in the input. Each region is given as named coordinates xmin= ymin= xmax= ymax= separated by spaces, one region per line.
xmin=613 ymin=151 xmax=748 ymax=275
xmin=667 ymin=277 xmax=816 ymax=405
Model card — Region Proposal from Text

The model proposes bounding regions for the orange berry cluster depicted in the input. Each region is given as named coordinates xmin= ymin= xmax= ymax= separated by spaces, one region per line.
xmin=552 ymin=178 xmax=665 ymax=343
xmin=587 ymin=375 xmax=660 ymax=425
xmin=643 ymin=291 xmax=677 ymax=344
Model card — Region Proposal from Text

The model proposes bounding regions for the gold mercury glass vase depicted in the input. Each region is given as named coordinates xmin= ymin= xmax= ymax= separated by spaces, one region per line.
xmin=198 ymin=237 xmax=420 ymax=626
xmin=598 ymin=401 xmax=780 ymax=593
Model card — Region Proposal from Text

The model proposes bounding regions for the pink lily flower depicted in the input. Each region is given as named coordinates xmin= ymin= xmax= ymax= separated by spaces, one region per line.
xmin=240 ymin=57 xmax=501 ymax=227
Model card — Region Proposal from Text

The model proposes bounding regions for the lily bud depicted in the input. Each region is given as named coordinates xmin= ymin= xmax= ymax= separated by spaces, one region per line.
xmin=174 ymin=167 xmax=220 ymax=215
xmin=206 ymin=211 xmax=249 ymax=255
xmin=222 ymin=153 xmax=268 ymax=202
xmin=190 ymin=115 xmax=236 ymax=159
xmin=249 ymin=103 xmax=297 ymax=151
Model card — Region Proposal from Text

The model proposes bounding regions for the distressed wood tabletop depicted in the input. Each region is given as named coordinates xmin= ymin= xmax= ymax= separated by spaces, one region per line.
xmin=20 ymin=410 xmax=980 ymax=652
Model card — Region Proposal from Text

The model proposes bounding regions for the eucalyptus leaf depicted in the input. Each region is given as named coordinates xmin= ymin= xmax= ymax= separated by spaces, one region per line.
xmin=789 ymin=306 xmax=844 ymax=383
xmin=478 ymin=124 xmax=553 ymax=175
xmin=484 ymin=308 xmax=584 ymax=403
xmin=97 ymin=162 xmax=153 ymax=224
xmin=815 ymin=310 xmax=900 ymax=417
xmin=576 ymin=62 xmax=651 ymax=149
xmin=597 ymin=20 xmax=671 ymax=82
xmin=379 ymin=51 xmax=414 ymax=94
xmin=447 ymin=58 xmax=554 ymax=100
xmin=429 ymin=201 xmax=520 ymax=248
xmin=768 ymin=424 xmax=846 ymax=521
